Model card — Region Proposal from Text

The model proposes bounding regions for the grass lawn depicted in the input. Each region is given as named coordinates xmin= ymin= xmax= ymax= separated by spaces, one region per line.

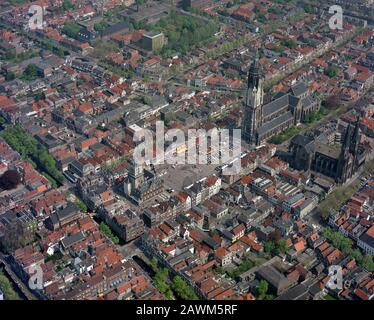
xmin=269 ymin=126 xmax=303 ymax=145
xmin=324 ymin=294 xmax=337 ymax=300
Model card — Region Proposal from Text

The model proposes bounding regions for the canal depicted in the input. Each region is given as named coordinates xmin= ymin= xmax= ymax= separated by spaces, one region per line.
xmin=0 ymin=262 xmax=26 ymax=300
xmin=132 ymin=255 xmax=156 ymax=278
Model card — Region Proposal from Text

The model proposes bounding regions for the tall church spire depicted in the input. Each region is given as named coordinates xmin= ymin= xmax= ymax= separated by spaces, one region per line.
xmin=342 ymin=123 xmax=352 ymax=150
xmin=350 ymin=116 xmax=361 ymax=155
xmin=243 ymin=49 xmax=264 ymax=145
xmin=247 ymin=49 xmax=262 ymax=89
xmin=337 ymin=125 xmax=352 ymax=184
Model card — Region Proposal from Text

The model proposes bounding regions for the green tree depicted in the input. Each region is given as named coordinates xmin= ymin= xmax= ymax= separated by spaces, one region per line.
xmin=150 ymin=257 xmax=159 ymax=273
xmin=135 ymin=0 xmax=147 ymax=6
xmin=264 ymin=240 xmax=288 ymax=257
xmin=62 ymin=23 xmax=81 ymax=40
xmin=281 ymin=39 xmax=298 ymax=49
xmin=264 ymin=241 xmax=275 ymax=254
xmin=304 ymin=4 xmax=314 ymax=14
xmin=0 ymin=269 xmax=20 ymax=300
xmin=62 ymin=0 xmax=73 ymax=10
xmin=323 ymin=227 xmax=374 ymax=271
xmin=256 ymin=280 xmax=268 ymax=299
xmin=153 ymin=268 xmax=175 ymax=300
xmin=53 ymin=47 xmax=65 ymax=57
xmin=276 ymin=240 xmax=288 ymax=254
xmin=164 ymin=113 xmax=177 ymax=126
xmin=154 ymin=268 xmax=169 ymax=292
xmin=172 ymin=276 xmax=199 ymax=300
xmin=5 ymin=71 xmax=16 ymax=81
xmin=149 ymin=14 xmax=218 ymax=56
xmin=351 ymin=249 xmax=363 ymax=263
xmin=137 ymin=95 xmax=152 ymax=105
xmin=34 ymin=91 xmax=45 ymax=101
xmin=75 ymin=199 xmax=88 ymax=213
xmin=361 ymin=255 xmax=374 ymax=272
xmin=22 ymin=64 xmax=39 ymax=81
xmin=268 ymin=7 xmax=282 ymax=15
xmin=99 ymin=222 xmax=119 ymax=244
xmin=325 ymin=66 xmax=339 ymax=78
xmin=94 ymin=21 xmax=109 ymax=31
xmin=226 ymin=255 xmax=255 ymax=280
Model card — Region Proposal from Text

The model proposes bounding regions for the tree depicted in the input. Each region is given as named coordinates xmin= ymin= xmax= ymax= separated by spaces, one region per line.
xmin=0 ymin=269 xmax=20 ymax=300
xmin=62 ymin=0 xmax=73 ymax=10
xmin=256 ymin=280 xmax=268 ymax=299
xmin=226 ymin=255 xmax=255 ymax=280
xmin=276 ymin=240 xmax=288 ymax=254
xmin=22 ymin=64 xmax=39 ymax=81
xmin=153 ymin=267 xmax=175 ymax=300
xmin=361 ymin=255 xmax=374 ymax=272
xmin=351 ymin=249 xmax=363 ymax=263
xmin=94 ymin=21 xmax=109 ymax=32
xmin=0 ymin=170 xmax=21 ymax=190
xmin=325 ymin=66 xmax=339 ymax=78
xmin=99 ymin=222 xmax=119 ymax=244
xmin=164 ymin=113 xmax=177 ymax=126
xmin=323 ymin=227 xmax=353 ymax=254
xmin=264 ymin=240 xmax=288 ymax=257
xmin=268 ymin=7 xmax=282 ymax=15
xmin=323 ymin=227 xmax=374 ymax=271
xmin=281 ymin=39 xmax=298 ymax=49
xmin=304 ymin=4 xmax=314 ymax=14
xmin=5 ymin=71 xmax=15 ymax=81
xmin=112 ymin=235 xmax=119 ymax=245
xmin=264 ymin=241 xmax=275 ymax=254
xmin=135 ymin=0 xmax=146 ymax=7
xmin=0 ymin=125 xmax=64 ymax=185
xmin=138 ymin=95 xmax=151 ymax=105
xmin=172 ymin=276 xmax=199 ymax=300
xmin=150 ymin=257 xmax=159 ymax=273
xmin=0 ymin=221 xmax=34 ymax=253
xmin=62 ymin=23 xmax=81 ymax=40
xmin=75 ymin=199 xmax=87 ymax=213
xmin=150 ymin=14 xmax=218 ymax=56
xmin=154 ymin=268 xmax=169 ymax=292
xmin=34 ymin=91 xmax=45 ymax=101
xmin=53 ymin=47 xmax=65 ymax=57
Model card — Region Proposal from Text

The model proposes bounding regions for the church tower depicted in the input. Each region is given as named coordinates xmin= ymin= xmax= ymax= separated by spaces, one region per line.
xmin=242 ymin=50 xmax=264 ymax=145
xmin=337 ymin=124 xmax=354 ymax=184
xmin=350 ymin=116 xmax=361 ymax=156
xmin=128 ymin=159 xmax=144 ymax=190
